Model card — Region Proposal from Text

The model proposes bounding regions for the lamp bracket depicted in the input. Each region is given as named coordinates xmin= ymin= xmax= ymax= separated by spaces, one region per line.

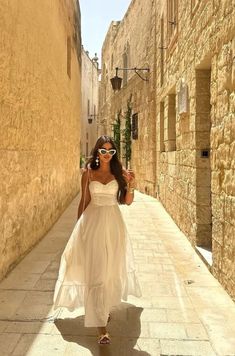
xmin=115 ymin=67 xmax=150 ymax=81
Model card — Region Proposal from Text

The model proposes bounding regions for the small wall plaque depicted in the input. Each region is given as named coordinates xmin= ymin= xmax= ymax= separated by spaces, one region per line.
xmin=178 ymin=79 xmax=189 ymax=114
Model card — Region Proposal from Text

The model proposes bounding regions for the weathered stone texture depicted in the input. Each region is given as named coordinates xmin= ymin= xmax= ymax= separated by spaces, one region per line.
xmin=99 ymin=0 xmax=156 ymax=194
xmin=100 ymin=0 xmax=234 ymax=299
xmin=81 ymin=49 xmax=99 ymax=160
xmin=156 ymin=0 xmax=235 ymax=299
xmin=0 ymin=1 xmax=81 ymax=279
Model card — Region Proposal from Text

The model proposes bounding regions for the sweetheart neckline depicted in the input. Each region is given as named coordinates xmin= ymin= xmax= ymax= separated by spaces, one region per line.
xmin=89 ymin=179 xmax=116 ymax=186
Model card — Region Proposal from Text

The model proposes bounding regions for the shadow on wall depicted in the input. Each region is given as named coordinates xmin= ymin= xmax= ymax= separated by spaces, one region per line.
xmin=55 ymin=304 xmax=150 ymax=355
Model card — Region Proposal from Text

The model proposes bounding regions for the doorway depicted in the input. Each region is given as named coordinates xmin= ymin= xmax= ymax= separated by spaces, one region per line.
xmin=195 ymin=69 xmax=212 ymax=262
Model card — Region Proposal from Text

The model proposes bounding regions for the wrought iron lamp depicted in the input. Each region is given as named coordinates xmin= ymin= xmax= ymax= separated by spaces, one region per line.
xmin=87 ymin=114 xmax=97 ymax=124
xmin=110 ymin=67 xmax=150 ymax=91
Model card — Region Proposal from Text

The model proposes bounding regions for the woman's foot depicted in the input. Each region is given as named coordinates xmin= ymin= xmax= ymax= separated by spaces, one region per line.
xmin=97 ymin=326 xmax=110 ymax=345
xmin=98 ymin=333 xmax=110 ymax=345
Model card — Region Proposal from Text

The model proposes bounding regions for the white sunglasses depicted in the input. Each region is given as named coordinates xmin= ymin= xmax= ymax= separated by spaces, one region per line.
xmin=98 ymin=148 xmax=116 ymax=156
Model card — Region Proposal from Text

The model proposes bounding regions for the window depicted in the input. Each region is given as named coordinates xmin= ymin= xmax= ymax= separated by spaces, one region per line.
xmin=122 ymin=43 xmax=130 ymax=86
xmin=67 ymin=37 xmax=71 ymax=79
xmin=122 ymin=52 xmax=128 ymax=86
xmin=111 ymin=54 xmax=113 ymax=70
xmin=86 ymin=141 xmax=88 ymax=157
xmin=86 ymin=132 xmax=89 ymax=157
xmin=167 ymin=0 xmax=178 ymax=45
xmin=132 ymin=113 xmax=138 ymax=140
xmin=167 ymin=94 xmax=176 ymax=151
xmin=160 ymin=17 xmax=165 ymax=86
xmin=102 ymin=64 xmax=106 ymax=103
xmin=87 ymin=99 xmax=90 ymax=116
xmin=160 ymin=102 xmax=165 ymax=152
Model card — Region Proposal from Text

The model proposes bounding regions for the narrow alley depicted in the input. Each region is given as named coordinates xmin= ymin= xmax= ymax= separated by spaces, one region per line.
xmin=0 ymin=192 xmax=234 ymax=356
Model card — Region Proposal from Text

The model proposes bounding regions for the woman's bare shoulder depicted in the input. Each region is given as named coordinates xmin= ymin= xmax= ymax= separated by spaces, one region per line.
xmin=81 ymin=167 xmax=89 ymax=180
xmin=81 ymin=167 xmax=88 ymax=174
xmin=81 ymin=164 xmax=94 ymax=178
xmin=81 ymin=163 xmax=92 ymax=174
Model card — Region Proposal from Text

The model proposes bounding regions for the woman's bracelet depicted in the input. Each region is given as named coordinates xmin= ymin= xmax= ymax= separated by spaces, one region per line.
xmin=127 ymin=182 xmax=135 ymax=194
xmin=127 ymin=187 xmax=135 ymax=194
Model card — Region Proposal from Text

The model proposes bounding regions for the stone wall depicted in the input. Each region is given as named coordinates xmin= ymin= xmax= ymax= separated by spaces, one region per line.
xmin=156 ymin=0 xmax=235 ymax=299
xmin=100 ymin=0 xmax=235 ymax=299
xmin=99 ymin=0 xmax=157 ymax=194
xmin=81 ymin=49 xmax=99 ymax=161
xmin=0 ymin=0 xmax=81 ymax=279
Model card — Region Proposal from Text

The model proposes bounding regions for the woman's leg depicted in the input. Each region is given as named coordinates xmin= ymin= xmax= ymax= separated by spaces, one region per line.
xmin=97 ymin=326 xmax=107 ymax=335
xmin=97 ymin=325 xmax=110 ymax=344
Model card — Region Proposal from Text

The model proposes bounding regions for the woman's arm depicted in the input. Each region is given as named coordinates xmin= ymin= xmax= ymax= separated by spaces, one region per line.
xmin=77 ymin=170 xmax=91 ymax=220
xmin=125 ymin=185 xmax=135 ymax=205
xmin=123 ymin=169 xmax=136 ymax=205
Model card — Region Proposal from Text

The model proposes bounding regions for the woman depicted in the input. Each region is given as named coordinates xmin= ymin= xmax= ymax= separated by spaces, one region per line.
xmin=53 ymin=135 xmax=141 ymax=344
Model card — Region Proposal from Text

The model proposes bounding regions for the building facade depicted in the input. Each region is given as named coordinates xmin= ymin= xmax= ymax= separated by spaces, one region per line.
xmin=81 ymin=49 xmax=100 ymax=162
xmin=99 ymin=0 xmax=157 ymax=192
xmin=156 ymin=0 xmax=235 ymax=300
xmin=0 ymin=0 xmax=82 ymax=280
xmin=99 ymin=0 xmax=235 ymax=299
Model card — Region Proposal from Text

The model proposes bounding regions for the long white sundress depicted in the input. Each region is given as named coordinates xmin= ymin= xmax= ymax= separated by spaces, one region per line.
xmin=53 ymin=175 xmax=141 ymax=327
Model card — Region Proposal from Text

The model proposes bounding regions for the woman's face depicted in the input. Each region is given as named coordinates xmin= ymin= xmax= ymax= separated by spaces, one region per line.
xmin=98 ymin=142 xmax=116 ymax=165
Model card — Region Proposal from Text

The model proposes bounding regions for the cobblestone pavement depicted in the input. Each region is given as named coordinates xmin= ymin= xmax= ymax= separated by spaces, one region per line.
xmin=0 ymin=192 xmax=235 ymax=356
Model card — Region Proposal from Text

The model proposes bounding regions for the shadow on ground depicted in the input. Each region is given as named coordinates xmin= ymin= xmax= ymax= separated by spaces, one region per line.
xmin=55 ymin=303 xmax=150 ymax=356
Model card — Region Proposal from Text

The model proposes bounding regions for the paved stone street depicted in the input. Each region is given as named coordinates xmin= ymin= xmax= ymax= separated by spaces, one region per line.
xmin=0 ymin=191 xmax=235 ymax=356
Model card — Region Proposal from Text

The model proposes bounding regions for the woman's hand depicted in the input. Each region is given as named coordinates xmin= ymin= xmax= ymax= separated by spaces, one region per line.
xmin=123 ymin=169 xmax=136 ymax=205
xmin=123 ymin=169 xmax=136 ymax=188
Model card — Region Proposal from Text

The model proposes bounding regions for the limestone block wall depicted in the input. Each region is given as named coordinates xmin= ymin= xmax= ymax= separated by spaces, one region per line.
xmin=0 ymin=1 xmax=81 ymax=279
xmin=100 ymin=0 xmax=235 ymax=299
xmin=210 ymin=39 xmax=235 ymax=298
xmin=99 ymin=0 xmax=157 ymax=195
xmin=81 ymin=49 xmax=99 ymax=160
xmin=156 ymin=0 xmax=235 ymax=299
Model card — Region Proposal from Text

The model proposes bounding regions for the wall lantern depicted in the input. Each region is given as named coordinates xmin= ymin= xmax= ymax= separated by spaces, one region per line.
xmin=87 ymin=114 xmax=97 ymax=124
xmin=110 ymin=67 xmax=150 ymax=91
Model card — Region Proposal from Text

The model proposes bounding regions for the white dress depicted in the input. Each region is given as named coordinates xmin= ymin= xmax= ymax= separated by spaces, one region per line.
xmin=53 ymin=178 xmax=141 ymax=327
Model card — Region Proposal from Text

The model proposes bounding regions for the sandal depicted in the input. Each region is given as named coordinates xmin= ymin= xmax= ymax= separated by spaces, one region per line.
xmin=98 ymin=333 xmax=111 ymax=345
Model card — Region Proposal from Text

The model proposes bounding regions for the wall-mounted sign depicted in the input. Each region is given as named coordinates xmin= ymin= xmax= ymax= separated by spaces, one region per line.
xmin=178 ymin=79 xmax=189 ymax=114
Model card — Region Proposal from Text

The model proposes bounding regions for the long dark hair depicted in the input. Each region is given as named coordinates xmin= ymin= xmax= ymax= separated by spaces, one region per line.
xmin=86 ymin=135 xmax=127 ymax=204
